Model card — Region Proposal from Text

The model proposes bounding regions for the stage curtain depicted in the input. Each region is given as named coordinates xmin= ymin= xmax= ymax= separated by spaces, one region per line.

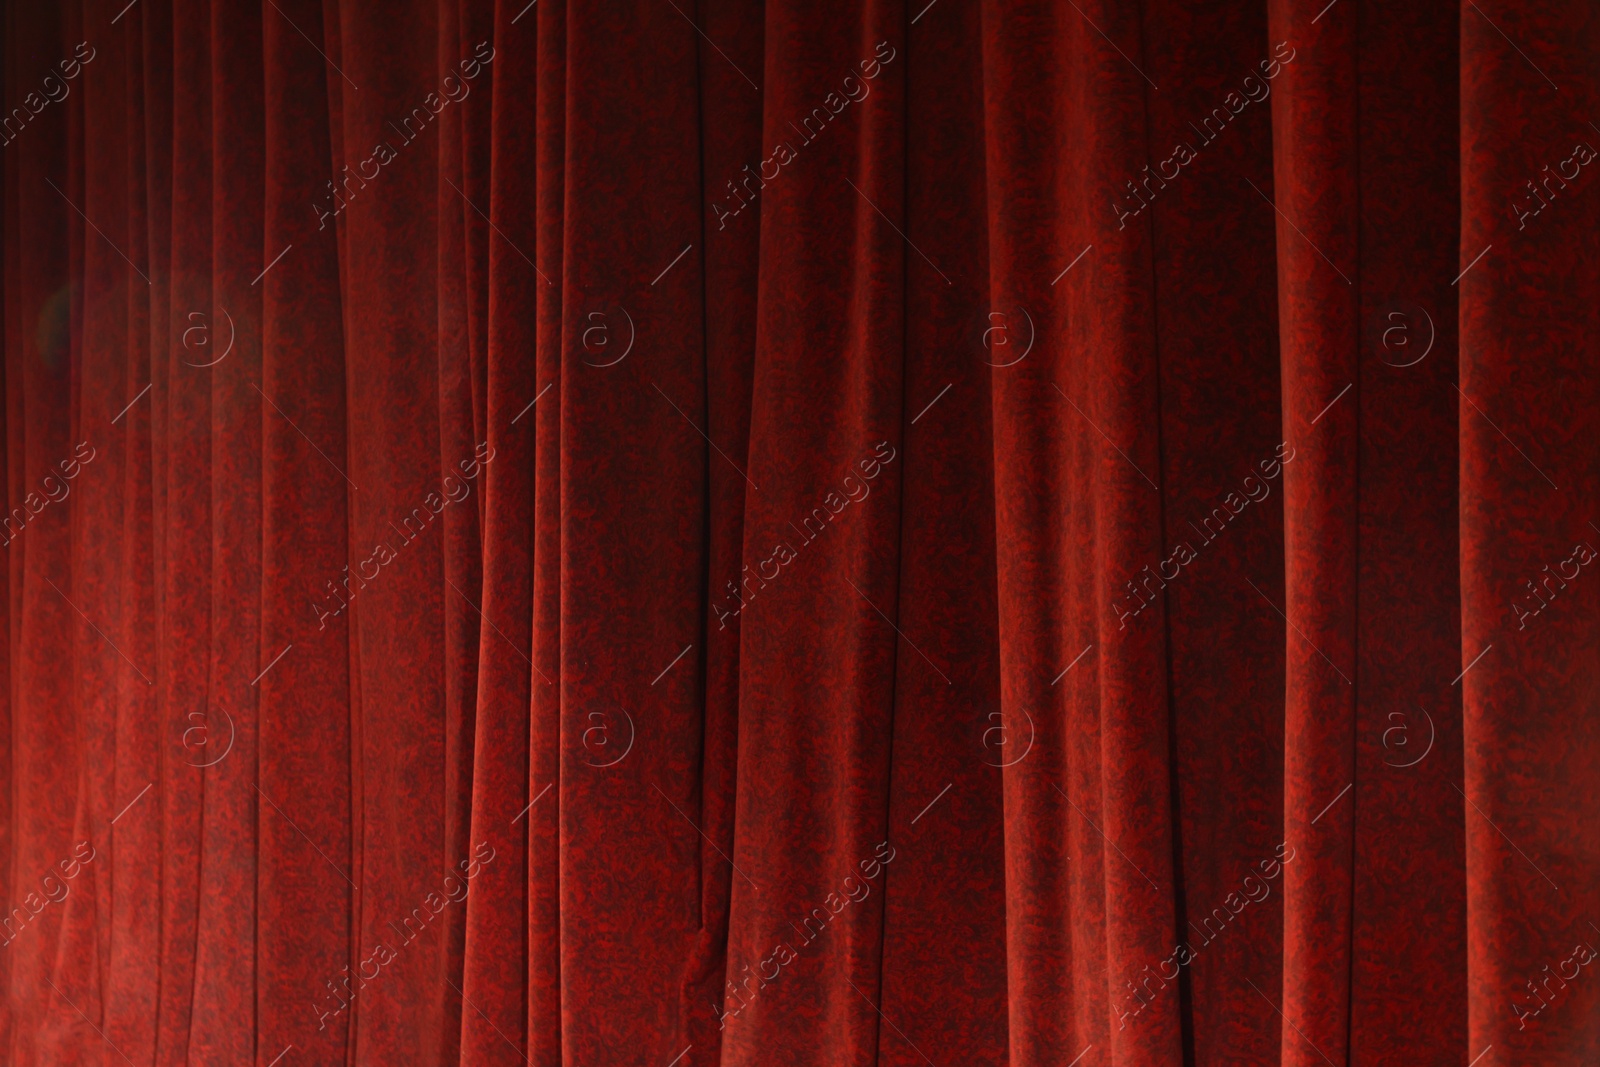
xmin=2 ymin=0 xmax=1596 ymax=1064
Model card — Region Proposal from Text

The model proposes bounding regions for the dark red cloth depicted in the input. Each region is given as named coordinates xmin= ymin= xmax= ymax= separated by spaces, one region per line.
xmin=2 ymin=0 xmax=1597 ymax=1064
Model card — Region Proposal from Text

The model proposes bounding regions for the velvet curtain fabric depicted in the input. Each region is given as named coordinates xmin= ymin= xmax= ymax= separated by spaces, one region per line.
xmin=2 ymin=0 xmax=1597 ymax=1064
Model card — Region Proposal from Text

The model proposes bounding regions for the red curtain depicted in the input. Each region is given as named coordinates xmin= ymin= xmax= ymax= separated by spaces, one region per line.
xmin=2 ymin=0 xmax=1597 ymax=1064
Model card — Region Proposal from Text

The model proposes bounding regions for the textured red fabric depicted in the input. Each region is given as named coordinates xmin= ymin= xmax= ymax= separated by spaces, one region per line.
xmin=1 ymin=1 xmax=1597 ymax=1065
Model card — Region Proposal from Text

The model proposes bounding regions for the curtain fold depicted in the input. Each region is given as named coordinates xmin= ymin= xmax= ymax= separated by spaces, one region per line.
xmin=3 ymin=0 xmax=1597 ymax=1065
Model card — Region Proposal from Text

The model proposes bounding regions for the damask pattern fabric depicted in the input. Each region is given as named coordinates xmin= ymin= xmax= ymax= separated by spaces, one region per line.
xmin=1 ymin=0 xmax=1596 ymax=1065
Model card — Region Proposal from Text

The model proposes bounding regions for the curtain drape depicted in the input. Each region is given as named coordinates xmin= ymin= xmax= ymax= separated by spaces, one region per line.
xmin=2 ymin=0 xmax=1597 ymax=1064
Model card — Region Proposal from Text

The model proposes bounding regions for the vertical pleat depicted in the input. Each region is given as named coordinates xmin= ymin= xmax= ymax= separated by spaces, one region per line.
xmin=41 ymin=2 xmax=114 ymax=1065
xmin=555 ymin=0 xmax=709 ymax=1061
xmin=880 ymin=0 xmax=1007 ymax=1063
xmin=526 ymin=0 xmax=565 ymax=1061
xmin=2 ymin=1 xmax=81 ymax=1041
xmin=1067 ymin=1 xmax=1185 ymax=1062
xmin=258 ymin=0 xmax=355 ymax=1060
xmin=76 ymin=0 xmax=131 ymax=1058
xmin=678 ymin=0 xmax=763 ymax=1060
xmin=156 ymin=0 xmax=214 ymax=1061
xmin=1349 ymin=0 xmax=1465 ymax=1061
xmin=719 ymin=0 xmax=904 ymax=1063
xmin=459 ymin=2 xmax=536 ymax=1066
xmin=187 ymin=0 xmax=264 ymax=1060
xmin=1460 ymin=0 xmax=1600 ymax=1062
xmin=1136 ymin=0 xmax=1285 ymax=1061
xmin=431 ymin=1 xmax=489 ymax=1062
xmin=977 ymin=3 xmax=1075 ymax=1063
xmin=1266 ymin=2 xmax=1360 ymax=1064
xmin=106 ymin=3 xmax=162 ymax=1062
xmin=329 ymin=0 xmax=452 ymax=1058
